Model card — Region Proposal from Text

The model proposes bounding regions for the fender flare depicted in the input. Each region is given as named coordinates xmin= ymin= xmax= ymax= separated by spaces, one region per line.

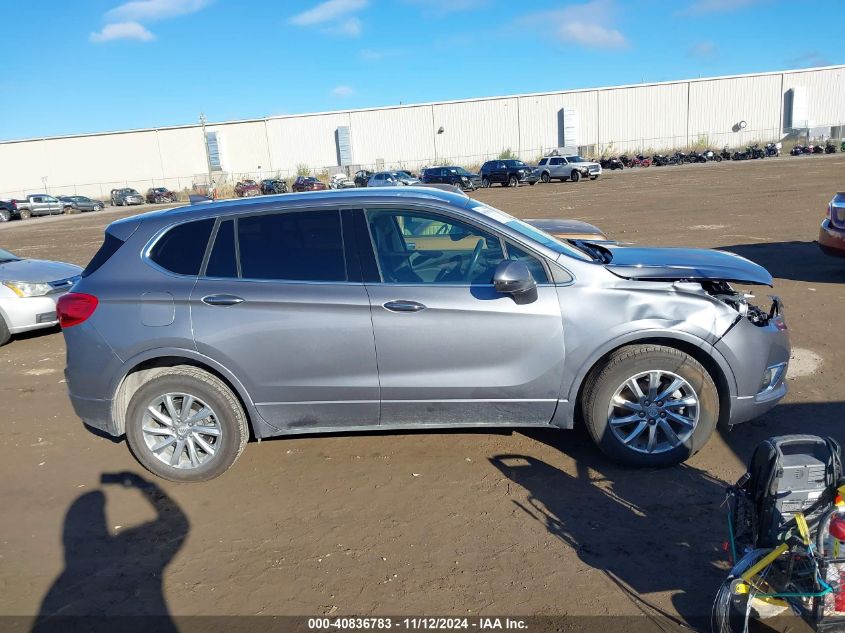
xmin=109 ymin=346 xmax=267 ymax=434
xmin=564 ymin=328 xmax=738 ymax=405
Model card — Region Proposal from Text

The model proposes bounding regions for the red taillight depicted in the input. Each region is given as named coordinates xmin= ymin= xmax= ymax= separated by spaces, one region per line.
xmin=56 ymin=293 xmax=98 ymax=328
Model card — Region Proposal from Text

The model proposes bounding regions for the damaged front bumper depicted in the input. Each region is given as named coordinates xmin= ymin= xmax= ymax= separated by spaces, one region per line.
xmin=714 ymin=294 xmax=790 ymax=425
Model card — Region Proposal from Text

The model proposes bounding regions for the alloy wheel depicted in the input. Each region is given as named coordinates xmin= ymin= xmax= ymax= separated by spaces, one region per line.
xmin=606 ymin=370 xmax=699 ymax=454
xmin=141 ymin=392 xmax=222 ymax=469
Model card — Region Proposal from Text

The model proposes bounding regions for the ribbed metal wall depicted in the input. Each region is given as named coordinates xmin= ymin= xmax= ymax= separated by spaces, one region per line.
xmin=1 ymin=66 xmax=843 ymax=199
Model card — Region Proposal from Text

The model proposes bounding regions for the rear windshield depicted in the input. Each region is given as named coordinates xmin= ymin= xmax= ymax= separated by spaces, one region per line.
xmin=82 ymin=233 xmax=125 ymax=277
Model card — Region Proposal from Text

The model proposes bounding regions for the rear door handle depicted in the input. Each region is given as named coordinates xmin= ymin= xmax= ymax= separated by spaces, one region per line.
xmin=202 ymin=294 xmax=245 ymax=307
xmin=383 ymin=300 xmax=426 ymax=313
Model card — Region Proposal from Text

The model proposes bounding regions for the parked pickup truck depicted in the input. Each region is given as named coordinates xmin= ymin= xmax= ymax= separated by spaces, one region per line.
xmin=0 ymin=194 xmax=65 ymax=220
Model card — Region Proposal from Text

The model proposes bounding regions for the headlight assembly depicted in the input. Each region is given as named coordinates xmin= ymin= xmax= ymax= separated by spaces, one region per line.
xmin=3 ymin=280 xmax=54 ymax=297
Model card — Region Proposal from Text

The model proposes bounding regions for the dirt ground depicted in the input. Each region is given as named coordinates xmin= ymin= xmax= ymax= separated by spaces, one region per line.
xmin=1 ymin=156 xmax=844 ymax=630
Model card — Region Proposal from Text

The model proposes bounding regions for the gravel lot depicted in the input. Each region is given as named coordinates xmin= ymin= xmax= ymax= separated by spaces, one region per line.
xmin=1 ymin=156 xmax=843 ymax=630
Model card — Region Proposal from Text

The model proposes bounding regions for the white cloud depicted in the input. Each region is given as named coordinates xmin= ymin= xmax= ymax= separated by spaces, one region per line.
xmin=684 ymin=0 xmax=759 ymax=13
xmin=788 ymin=51 xmax=830 ymax=68
xmin=105 ymin=0 xmax=212 ymax=22
xmin=687 ymin=40 xmax=717 ymax=58
xmin=331 ymin=85 xmax=355 ymax=97
xmin=329 ymin=17 xmax=362 ymax=37
xmin=519 ymin=0 xmax=628 ymax=49
xmin=558 ymin=21 xmax=626 ymax=48
xmin=290 ymin=0 xmax=367 ymax=26
xmin=90 ymin=21 xmax=156 ymax=42
xmin=360 ymin=48 xmax=404 ymax=61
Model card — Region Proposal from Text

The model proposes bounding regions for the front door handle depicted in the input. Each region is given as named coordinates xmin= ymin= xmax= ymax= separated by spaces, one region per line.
xmin=202 ymin=294 xmax=245 ymax=307
xmin=383 ymin=300 xmax=426 ymax=313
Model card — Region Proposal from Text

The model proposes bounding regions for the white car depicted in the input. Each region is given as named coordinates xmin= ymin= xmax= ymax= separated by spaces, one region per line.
xmin=533 ymin=155 xmax=602 ymax=183
xmin=0 ymin=248 xmax=82 ymax=345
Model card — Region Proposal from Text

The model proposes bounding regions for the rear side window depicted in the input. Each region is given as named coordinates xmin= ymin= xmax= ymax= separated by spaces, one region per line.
xmin=82 ymin=232 xmax=125 ymax=278
xmin=237 ymin=210 xmax=346 ymax=282
xmin=149 ymin=218 xmax=214 ymax=275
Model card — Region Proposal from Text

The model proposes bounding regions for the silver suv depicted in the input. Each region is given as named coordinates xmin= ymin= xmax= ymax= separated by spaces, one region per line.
xmin=59 ymin=188 xmax=789 ymax=481
xmin=534 ymin=155 xmax=602 ymax=183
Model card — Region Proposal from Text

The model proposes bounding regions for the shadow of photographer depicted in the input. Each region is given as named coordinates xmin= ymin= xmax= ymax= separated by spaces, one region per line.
xmin=32 ymin=471 xmax=189 ymax=633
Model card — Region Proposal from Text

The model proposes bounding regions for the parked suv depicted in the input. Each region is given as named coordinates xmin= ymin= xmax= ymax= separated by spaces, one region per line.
xmin=110 ymin=188 xmax=144 ymax=206
xmin=60 ymin=187 xmax=789 ymax=482
xmin=479 ymin=160 xmax=538 ymax=187
xmin=534 ymin=155 xmax=602 ymax=183
xmin=146 ymin=187 xmax=178 ymax=203
xmin=421 ymin=166 xmax=482 ymax=191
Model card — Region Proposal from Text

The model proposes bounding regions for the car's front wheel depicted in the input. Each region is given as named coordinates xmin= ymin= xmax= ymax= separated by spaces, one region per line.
xmin=481 ymin=177 xmax=490 ymax=188
xmin=540 ymin=171 xmax=550 ymax=184
xmin=581 ymin=344 xmax=718 ymax=467
xmin=125 ymin=366 xmax=249 ymax=482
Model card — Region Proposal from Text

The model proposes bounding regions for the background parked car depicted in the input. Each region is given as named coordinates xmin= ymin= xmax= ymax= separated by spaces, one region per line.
xmin=524 ymin=218 xmax=609 ymax=241
xmin=58 ymin=196 xmax=105 ymax=212
xmin=0 ymin=199 xmax=16 ymax=222
xmin=354 ymin=170 xmax=373 ymax=187
xmin=421 ymin=166 xmax=482 ymax=190
xmin=234 ymin=180 xmax=261 ymax=197
xmin=146 ymin=187 xmax=178 ymax=203
xmin=329 ymin=173 xmax=356 ymax=189
xmin=9 ymin=194 xmax=65 ymax=218
xmin=819 ymin=191 xmax=845 ymax=257
xmin=533 ymin=155 xmax=601 ymax=183
xmin=480 ymin=159 xmax=538 ymax=188
xmin=291 ymin=176 xmax=328 ymax=192
xmin=0 ymin=247 xmax=81 ymax=346
xmin=110 ymin=188 xmax=144 ymax=206
xmin=367 ymin=171 xmax=422 ymax=187
xmin=260 ymin=179 xmax=288 ymax=194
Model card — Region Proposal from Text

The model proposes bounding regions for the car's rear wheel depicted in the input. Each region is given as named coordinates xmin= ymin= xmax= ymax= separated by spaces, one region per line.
xmin=125 ymin=366 xmax=249 ymax=482
xmin=570 ymin=170 xmax=581 ymax=182
xmin=581 ymin=344 xmax=718 ymax=467
xmin=540 ymin=171 xmax=550 ymax=184
xmin=19 ymin=209 xmax=31 ymax=220
xmin=507 ymin=175 xmax=518 ymax=187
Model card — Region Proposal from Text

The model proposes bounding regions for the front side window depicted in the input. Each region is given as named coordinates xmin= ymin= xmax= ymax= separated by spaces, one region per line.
xmin=237 ymin=210 xmax=345 ymax=282
xmin=365 ymin=209 xmax=505 ymax=285
xmin=506 ymin=243 xmax=549 ymax=283
xmin=149 ymin=218 xmax=215 ymax=275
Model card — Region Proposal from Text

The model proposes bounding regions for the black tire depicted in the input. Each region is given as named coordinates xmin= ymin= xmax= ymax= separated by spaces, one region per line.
xmin=0 ymin=315 xmax=10 ymax=346
xmin=540 ymin=171 xmax=550 ymax=184
xmin=507 ymin=175 xmax=518 ymax=188
xmin=481 ymin=177 xmax=490 ymax=188
xmin=19 ymin=209 xmax=32 ymax=220
xmin=570 ymin=170 xmax=581 ymax=182
xmin=581 ymin=344 xmax=719 ymax=467
xmin=125 ymin=366 xmax=249 ymax=482
xmin=0 ymin=208 xmax=10 ymax=222
xmin=93 ymin=204 xmax=102 ymax=212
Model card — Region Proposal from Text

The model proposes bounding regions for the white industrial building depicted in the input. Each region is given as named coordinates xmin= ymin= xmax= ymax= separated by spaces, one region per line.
xmin=1 ymin=65 xmax=843 ymax=200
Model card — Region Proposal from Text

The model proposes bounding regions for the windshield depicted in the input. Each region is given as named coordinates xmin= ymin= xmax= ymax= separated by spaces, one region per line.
xmin=566 ymin=156 xmax=584 ymax=163
xmin=471 ymin=203 xmax=592 ymax=262
xmin=0 ymin=247 xmax=20 ymax=263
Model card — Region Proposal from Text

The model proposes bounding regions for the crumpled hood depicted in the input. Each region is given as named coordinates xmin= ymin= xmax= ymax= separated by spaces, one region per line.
xmin=0 ymin=258 xmax=82 ymax=283
xmin=603 ymin=244 xmax=773 ymax=286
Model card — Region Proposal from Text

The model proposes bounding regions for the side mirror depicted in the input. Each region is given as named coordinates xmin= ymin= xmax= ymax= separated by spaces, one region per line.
xmin=493 ymin=260 xmax=537 ymax=298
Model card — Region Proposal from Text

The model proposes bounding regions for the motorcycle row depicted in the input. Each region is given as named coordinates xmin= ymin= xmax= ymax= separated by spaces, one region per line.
xmin=597 ymin=139 xmax=842 ymax=170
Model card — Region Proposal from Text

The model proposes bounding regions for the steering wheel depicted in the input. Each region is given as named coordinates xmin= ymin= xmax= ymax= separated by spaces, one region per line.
xmin=463 ymin=239 xmax=485 ymax=281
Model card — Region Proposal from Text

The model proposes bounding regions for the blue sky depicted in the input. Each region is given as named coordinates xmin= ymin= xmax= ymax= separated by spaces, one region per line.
xmin=0 ymin=0 xmax=842 ymax=141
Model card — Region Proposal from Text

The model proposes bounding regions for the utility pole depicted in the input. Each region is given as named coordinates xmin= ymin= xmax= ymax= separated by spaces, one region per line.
xmin=199 ymin=113 xmax=214 ymax=195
